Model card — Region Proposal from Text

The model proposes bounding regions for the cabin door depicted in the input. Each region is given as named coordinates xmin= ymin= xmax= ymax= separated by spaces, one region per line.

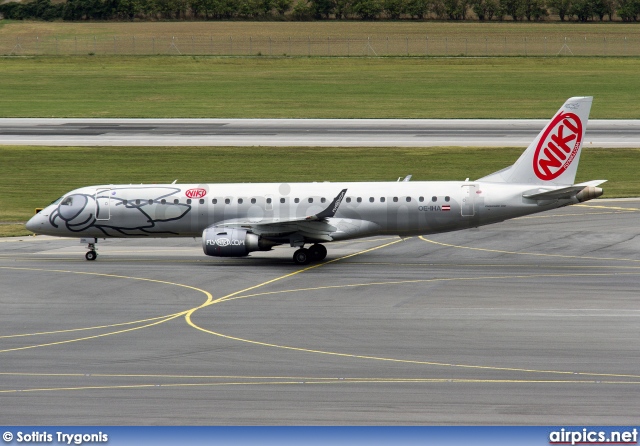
xmin=461 ymin=185 xmax=476 ymax=217
xmin=95 ymin=188 xmax=112 ymax=220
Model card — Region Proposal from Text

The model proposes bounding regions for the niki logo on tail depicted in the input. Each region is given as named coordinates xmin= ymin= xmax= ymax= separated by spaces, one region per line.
xmin=533 ymin=111 xmax=583 ymax=181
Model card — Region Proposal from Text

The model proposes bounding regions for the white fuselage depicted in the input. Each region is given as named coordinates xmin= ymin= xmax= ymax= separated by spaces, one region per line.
xmin=27 ymin=181 xmax=572 ymax=241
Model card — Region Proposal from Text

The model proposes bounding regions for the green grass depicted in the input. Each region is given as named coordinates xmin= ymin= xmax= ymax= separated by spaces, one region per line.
xmin=3 ymin=20 xmax=640 ymax=39
xmin=2 ymin=146 xmax=635 ymax=225
xmin=1 ymin=56 xmax=640 ymax=118
xmin=0 ymin=224 xmax=33 ymax=237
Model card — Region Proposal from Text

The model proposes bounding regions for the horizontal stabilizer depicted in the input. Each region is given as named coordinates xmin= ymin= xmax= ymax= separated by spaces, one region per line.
xmin=523 ymin=180 xmax=606 ymax=200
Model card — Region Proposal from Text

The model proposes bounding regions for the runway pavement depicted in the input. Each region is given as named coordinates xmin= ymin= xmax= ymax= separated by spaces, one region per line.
xmin=1 ymin=118 xmax=640 ymax=147
xmin=1 ymin=199 xmax=639 ymax=424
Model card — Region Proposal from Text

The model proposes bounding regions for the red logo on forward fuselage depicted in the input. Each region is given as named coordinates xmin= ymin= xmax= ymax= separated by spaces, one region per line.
xmin=185 ymin=188 xmax=207 ymax=198
xmin=533 ymin=112 xmax=583 ymax=181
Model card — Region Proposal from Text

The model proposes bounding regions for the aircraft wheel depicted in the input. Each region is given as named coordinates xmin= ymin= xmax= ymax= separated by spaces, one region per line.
xmin=85 ymin=251 xmax=97 ymax=261
xmin=293 ymin=248 xmax=311 ymax=265
xmin=309 ymin=244 xmax=327 ymax=261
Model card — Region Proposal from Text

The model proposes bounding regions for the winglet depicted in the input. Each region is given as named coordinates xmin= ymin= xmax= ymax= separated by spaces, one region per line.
xmin=308 ymin=189 xmax=347 ymax=221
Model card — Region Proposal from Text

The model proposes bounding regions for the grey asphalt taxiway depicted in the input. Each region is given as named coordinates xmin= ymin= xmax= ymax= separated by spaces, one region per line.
xmin=1 ymin=199 xmax=639 ymax=424
xmin=1 ymin=118 xmax=640 ymax=147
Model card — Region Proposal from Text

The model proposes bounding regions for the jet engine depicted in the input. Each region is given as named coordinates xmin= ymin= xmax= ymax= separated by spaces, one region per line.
xmin=202 ymin=227 xmax=274 ymax=257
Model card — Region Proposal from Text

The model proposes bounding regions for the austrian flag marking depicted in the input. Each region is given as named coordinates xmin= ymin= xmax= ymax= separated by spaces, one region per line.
xmin=533 ymin=111 xmax=583 ymax=181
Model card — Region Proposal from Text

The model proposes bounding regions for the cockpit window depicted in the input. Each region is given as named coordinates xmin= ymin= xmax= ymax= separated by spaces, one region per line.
xmin=60 ymin=197 xmax=73 ymax=206
xmin=50 ymin=197 xmax=64 ymax=205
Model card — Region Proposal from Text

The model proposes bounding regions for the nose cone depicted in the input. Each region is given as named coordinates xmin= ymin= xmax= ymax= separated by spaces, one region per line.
xmin=26 ymin=211 xmax=48 ymax=234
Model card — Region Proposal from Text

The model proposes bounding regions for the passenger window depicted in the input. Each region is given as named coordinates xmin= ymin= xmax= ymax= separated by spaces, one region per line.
xmin=199 ymin=199 xmax=205 ymax=204
xmin=321 ymin=198 xmax=326 ymax=203
xmin=308 ymin=198 xmax=313 ymax=203
xmin=357 ymin=197 xmax=362 ymax=203
xmin=369 ymin=197 xmax=374 ymax=202
xmin=280 ymin=198 xmax=285 ymax=203
xmin=406 ymin=197 xmax=411 ymax=202
xmin=393 ymin=197 xmax=398 ymax=202
xmin=161 ymin=199 xmax=166 ymax=205
xmin=225 ymin=198 xmax=230 ymax=204
xmin=123 ymin=199 xmax=128 ymax=205
xmin=380 ymin=197 xmax=385 ymax=202
xmin=212 ymin=198 xmax=217 ymax=204
xmin=149 ymin=199 xmax=153 ymax=205
xmin=238 ymin=198 xmax=243 ymax=204
xmin=294 ymin=198 xmax=299 ymax=203
xmin=251 ymin=198 xmax=256 ymax=204
xmin=445 ymin=196 xmax=450 ymax=202
xmin=136 ymin=199 xmax=140 ymax=205
xmin=419 ymin=196 xmax=424 ymax=202
xmin=346 ymin=197 xmax=351 ymax=203
xmin=432 ymin=196 xmax=437 ymax=202
xmin=174 ymin=199 xmax=179 ymax=204
xmin=266 ymin=198 xmax=272 ymax=204
xmin=187 ymin=199 xmax=192 ymax=204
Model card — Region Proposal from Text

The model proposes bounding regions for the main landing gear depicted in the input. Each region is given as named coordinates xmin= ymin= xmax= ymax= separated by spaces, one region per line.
xmin=293 ymin=244 xmax=327 ymax=265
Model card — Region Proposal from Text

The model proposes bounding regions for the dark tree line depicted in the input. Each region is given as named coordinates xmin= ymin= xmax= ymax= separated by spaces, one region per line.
xmin=1 ymin=0 xmax=639 ymax=21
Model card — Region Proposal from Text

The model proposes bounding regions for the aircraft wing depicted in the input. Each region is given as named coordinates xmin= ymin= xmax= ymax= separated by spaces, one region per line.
xmin=211 ymin=189 xmax=348 ymax=243
xmin=219 ymin=220 xmax=337 ymax=242
xmin=522 ymin=180 xmax=607 ymax=200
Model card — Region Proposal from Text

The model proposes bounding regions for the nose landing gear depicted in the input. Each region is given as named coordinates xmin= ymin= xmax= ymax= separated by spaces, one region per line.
xmin=81 ymin=238 xmax=98 ymax=261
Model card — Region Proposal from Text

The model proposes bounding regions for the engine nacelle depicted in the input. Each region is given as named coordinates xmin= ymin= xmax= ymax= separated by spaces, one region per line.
xmin=202 ymin=227 xmax=271 ymax=257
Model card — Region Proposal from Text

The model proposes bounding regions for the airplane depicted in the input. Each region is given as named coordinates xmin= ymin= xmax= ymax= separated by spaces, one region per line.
xmin=26 ymin=96 xmax=605 ymax=265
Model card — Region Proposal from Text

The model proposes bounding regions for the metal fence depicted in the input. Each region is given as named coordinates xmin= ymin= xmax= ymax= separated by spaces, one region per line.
xmin=3 ymin=35 xmax=640 ymax=56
